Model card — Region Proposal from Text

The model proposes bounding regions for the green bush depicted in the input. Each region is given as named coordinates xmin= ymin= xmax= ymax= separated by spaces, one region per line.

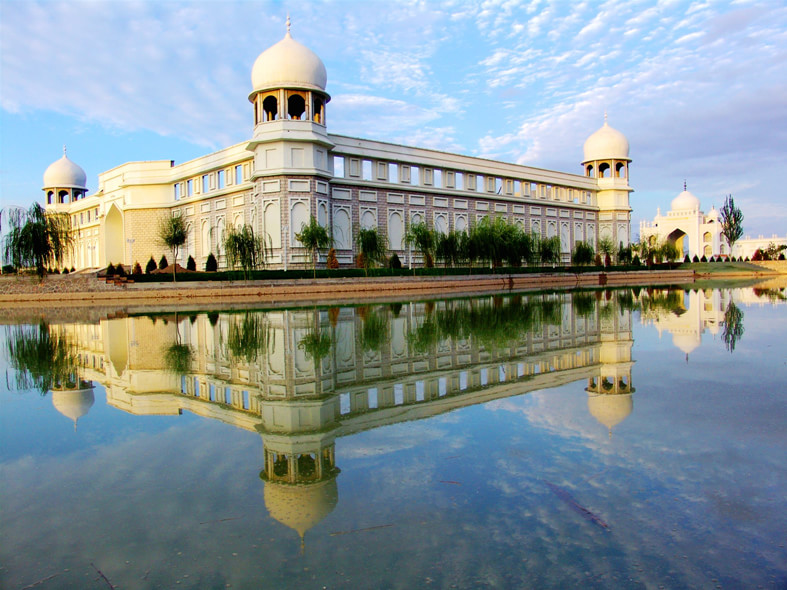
xmin=186 ymin=255 xmax=196 ymax=271
xmin=205 ymin=253 xmax=218 ymax=272
xmin=62 ymin=267 xmax=70 ymax=274
xmin=692 ymin=254 xmax=700 ymax=262
xmin=158 ymin=255 xmax=168 ymax=270
xmin=106 ymin=263 xmax=116 ymax=277
xmin=146 ymin=256 xmax=157 ymax=274
xmin=132 ymin=262 xmax=142 ymax=275
xmin=115 ymin=264 xmax=126 ymax=277
xmin=389 ymin=253 xmax=402 ymax=269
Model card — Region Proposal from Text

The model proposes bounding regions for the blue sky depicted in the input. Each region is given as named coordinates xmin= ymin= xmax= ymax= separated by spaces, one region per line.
xmin=1 ymin=0 xmax=785 ymax=239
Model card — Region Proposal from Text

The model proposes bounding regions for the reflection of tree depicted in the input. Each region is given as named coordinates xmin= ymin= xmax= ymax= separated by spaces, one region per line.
xmin=162 ymin=313 xmax=193 ymax=375
xmin=639 ymin=289 xmax=686 ymax=319
xmin=407 ymin=294 xmax=565 ymax=353
xmin=721 ymin=300 xmax=745 ymax=353
xmin=5 ymin=322 xmax=82 ymax=394
xmin=227 ymin=312 xmax=272 ymax=363
xmin=163 ymin=343 xmax=193 ymax=375
xmin=571 ymin=291 xmax=596 ymax=318
xmin=358 ymin=308 xmax=388 ymax=352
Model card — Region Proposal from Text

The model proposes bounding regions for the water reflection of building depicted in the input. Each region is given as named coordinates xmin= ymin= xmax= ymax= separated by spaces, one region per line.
xmin=638 ymin=288 xmax=730 ymax=357
xmin=56 ymin=293 xmax=634 ymax=539
xmin=51 ymin=381 xmax=95 ymax=431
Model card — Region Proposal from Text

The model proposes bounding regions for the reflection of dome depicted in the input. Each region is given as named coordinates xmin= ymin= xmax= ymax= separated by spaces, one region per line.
xmin=672 ymin=332 xmax=700 ymax=354
xmin=43 ymin=150 xmax=87 ymax=189
xmin=52 ymin=386 xmax=94 ymax=430
xmin=251 ymin=26 xmax=327 ymax=93
xmin=264 ymin=478 xmax=338 ymax=539
xmin=588 ymin=393 xmax=632 ymax=430
xmin=671 ymin=189 xmax=700 ymax=212
xmin=583 ymin=119 xmax=630 ymax=161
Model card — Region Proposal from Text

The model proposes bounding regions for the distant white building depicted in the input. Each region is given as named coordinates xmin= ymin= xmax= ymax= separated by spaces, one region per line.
xmin=639 ymin=184 xmax=786 ymax=259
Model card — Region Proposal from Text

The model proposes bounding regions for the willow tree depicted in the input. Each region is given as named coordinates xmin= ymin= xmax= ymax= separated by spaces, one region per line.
xmin=405 ymin=221 xmax=436 ymax=268
xmin=3 ymin=203 xmax=73 ymax=278
xmin=224 ymin=224 xmax=268 ymax=280
xmin=158 ymin=214 xmax=187 ymax=282
xmin=295 ymin=215 xmax=331 ymax=277
xmin=356 ymin=227 xmax=386 ymax=275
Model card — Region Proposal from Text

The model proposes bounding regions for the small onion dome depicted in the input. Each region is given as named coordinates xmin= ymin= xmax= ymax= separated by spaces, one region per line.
xmin=671 ymin=189 xmax=701 ymax=212
xmin=251 ymin=29 xmax=327 ymax=94
xmin=707 ymin=206 xmax=718 ymax=220
xmin=264 ymin=478 xmax=338 ymax=540
xmin=43 ymin=150 xmax=87 ymax=190
xmin=51 ymin=386 xmax=95 ymax=431
xmin=583 ymin=119 xmax=630 ymax=162
xmin=587 ymin=392 xmax=632 ymax=431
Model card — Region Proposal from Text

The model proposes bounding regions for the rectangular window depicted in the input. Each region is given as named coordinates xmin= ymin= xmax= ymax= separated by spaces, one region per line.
xmin=225 ymin=387 xmax=232 ymax=404
xmin=333 ymin=155 xmax=345 ymax=177
xmin=87 ymin=211 xmax=90 ymax=222
xmin=456 ymin=172 xmax=464 ymax=190
xmin=217 ymin=170 xmax=225 ymax=189
xmin=242 ymin=390 xmax=250 ymax=410
xmin=202 ymin=175 xmax=209 ymax=193
xmin=174 ymin=183 xmax=181 ymax=200
xmin=235 ymin=165 xmax=242 ymax=185
xmin=368 ymin=388 xmax=378 ymax=409
xmin=80 ymin=212 xmax=84 ymax=224
xmin=411 ymin=166 xmax=420 ymax=185
xmin=362 ymin=160 xmax=372 ymax=181
xmin=95 ymin=207 xmax=99 ymax=218
xmin=389 ymin=163 xmax=398 ymax=183
xmin=434 ymin=169 xmax=442 ymax=188
xmin=187 ymin=179 xmax=194 ymax=196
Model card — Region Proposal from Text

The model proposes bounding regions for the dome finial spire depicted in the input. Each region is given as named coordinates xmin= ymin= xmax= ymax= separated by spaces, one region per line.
xmin=286 ymin=13 xmax=291 ymax=35
xmin=604 ymin=110 xmax=608 ymax=124
xmin=684 ymin=180 xmax=687 ymax=191
xmin=63 ymin=145 xmax=67 ymax=157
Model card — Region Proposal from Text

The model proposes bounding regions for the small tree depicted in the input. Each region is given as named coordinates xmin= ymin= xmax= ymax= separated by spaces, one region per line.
xmin=389 ymin=253 xmax=402 ymax=269
xmin=326 ymin=248 xmax=339 ymax=269
xmin=405 ymin=222 xmax=436 ymax=268
xmin=719 ymin=194 xmax=743 ymax=254
xmin=132 ymin=262 xmax=142 ymax=275
xmin=295 ymin=215 xmax=331 ymax=277
xmin=146 ymin=256 xmax=157 ymax=274
xmin=205 ymin=252 xmax=218 ymax=272
xmin=224 ymin=224 xmax=268 ymax=280
xmin=572 ymin=241 xmax=594 ymax=266
xmin=158 ymin=255 xmax=168 ymax=270
xmin=659 ymin=241 xmax=680 ymax=264
xmin=186 ymin=255 xmax=196 ymax=271
xmin=356 ymin=228 xmax=386 ymax=275
xmin=3 ymin=203 xmax=73 ymax=279
xmin=539 ymin=236 xmax=562 ymax=267
xmin=157 ymin=214 xmax=187 ymax=282
xmin=597 ymin=237 xmax=615 ymax=265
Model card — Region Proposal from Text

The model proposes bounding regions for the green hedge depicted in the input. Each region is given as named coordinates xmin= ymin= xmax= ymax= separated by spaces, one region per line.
xmin=125 ymin=263 xmax=674 ymax=283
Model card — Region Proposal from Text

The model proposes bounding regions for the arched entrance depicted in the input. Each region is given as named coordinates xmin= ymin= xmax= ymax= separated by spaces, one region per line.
xmin=667 ymin=228 xmax=689 ymax=257
xmin=104 ymin=205 xmax=125 ymax=266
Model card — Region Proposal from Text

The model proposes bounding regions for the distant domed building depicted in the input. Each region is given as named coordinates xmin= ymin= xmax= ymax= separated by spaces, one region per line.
xmin=45 ymin=20 xmax=634 ymax=271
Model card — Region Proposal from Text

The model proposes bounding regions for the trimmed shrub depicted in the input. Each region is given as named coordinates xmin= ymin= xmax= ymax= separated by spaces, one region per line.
xmin=205 ymin=253 xmax=218 ymax=272
xmin=70 ymin=267 xmax=75 ymax=273
xmin=692 ymin=254 xmax=700 ymax=262
xmin=326 ymin=248 xmax=339 ymax=269
xmin=186 ymin=255 xmax=196 ymax=271
xmin=106 ymin=263 xmax=116 ymax=277
xmin=158 ymin=255 xmax=168 ymax=270
xmin=683 ymin=255 xmax=690 ymax=263
xmin=53 ymin=268 xmax=60 ymax=274
xmin=63 ymin=267 xmax=70 ymax=274
xmin=632 ymin=254 xmax=641 ymax=266
xmin=146 ymin=256 xmax=157 ymax=274
xmin=115 ymin=264 xmax=126 ymax=277
xmin=389 ymin=253 xmax=402 ymax=269
xmin=132 ymin=262 xmax=142 ymax=275
xmin=700 ymin=255 xmax=707 ymax=262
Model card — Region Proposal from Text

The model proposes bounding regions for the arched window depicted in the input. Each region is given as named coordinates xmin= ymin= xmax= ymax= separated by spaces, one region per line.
xmin=59 ymin=190 xmax=69 ymax=204
xmin=703 ymin=232 xmax=712 ymax=243
xmin=599 ymin=163 xmax=611 ymax=178
xmin=616 ymin=162 xmax=626 ymax=178
xmin=586 ymin=165 xmax=594 ymax=177
xmin=313 ymin=96 xmax=324 ymax=123
xmin=287 ymin=94 xmax=305 ymax=120
xmin=263 ymin=95 xmax=278 ymax=121
xmin=47 ymin=191 xmax=54 ymax=204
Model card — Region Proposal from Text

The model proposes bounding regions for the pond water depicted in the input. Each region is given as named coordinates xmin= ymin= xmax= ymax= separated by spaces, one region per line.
xmin=1 ymin=284 xmax=786 ymax=589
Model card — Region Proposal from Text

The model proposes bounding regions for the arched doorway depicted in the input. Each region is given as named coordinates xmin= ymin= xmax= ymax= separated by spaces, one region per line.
xmin=104 ymin=205 xmax=124 ymax=266
xmin=667 ymin=228 xmax=689 ymax=257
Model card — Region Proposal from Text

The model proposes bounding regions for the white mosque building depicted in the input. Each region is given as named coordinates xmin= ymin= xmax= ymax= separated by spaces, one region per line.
xmin=43 ymin=21 xmax=634 ymax=272
xmin=639 ymin=184 xmax=786 ymax=260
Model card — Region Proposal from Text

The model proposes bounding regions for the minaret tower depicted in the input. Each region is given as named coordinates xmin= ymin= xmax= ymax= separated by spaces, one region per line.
xmin=246 ymin=17 xmax=334 ymax=180
xmin=582 ymin=115 xmax=633 ymax=247
xmin=43 ymin=146 xmax=88 ymax=208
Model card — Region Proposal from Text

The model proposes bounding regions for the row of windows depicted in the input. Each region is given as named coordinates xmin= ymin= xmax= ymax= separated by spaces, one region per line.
xmin=174 ymin=165 xmax=246 ymax=201
xmin=71 ymin=207 xmax=100 ymax=226
xmin=333 ymin=156 xmax=593 ymax=204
